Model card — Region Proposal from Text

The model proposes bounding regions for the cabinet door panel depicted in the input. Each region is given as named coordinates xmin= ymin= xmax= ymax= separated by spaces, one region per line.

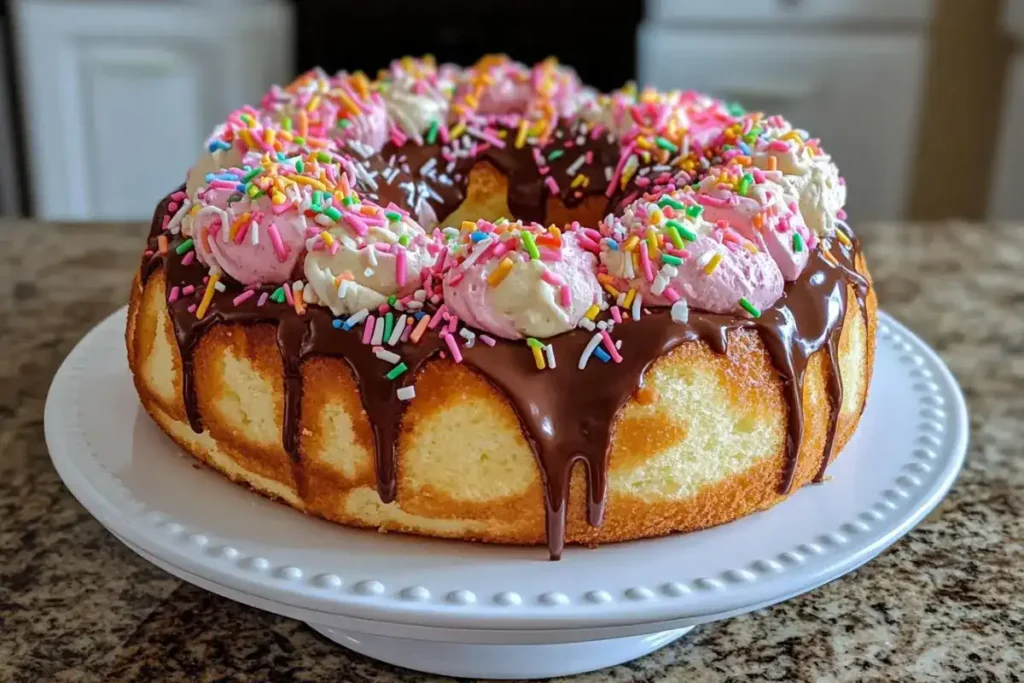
xmin=15 ymin=0 xmax=292 ymax=220
xmin=646 ymin=0 xmax=933 ymax=26
xmin=638 ymin=28 xmax=926 ymax=222
xmin=78 ymin=44 xmax=208 ymax=220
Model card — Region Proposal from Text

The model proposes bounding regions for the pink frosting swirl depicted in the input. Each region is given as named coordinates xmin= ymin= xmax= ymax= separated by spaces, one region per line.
xmin=579 ymin=87 xmax=733 ymax=152
xmin=646 ymin=232 xmax=783 ymax=314
xmin=599 ymin=192 xmax=784 ymax=317
xmin=453 ymin=55 xmax=584 ymax=120
xmin=262 ymin=68 xmax=389 ymax=154
xmin=188 ymin=184 xmax=307 ymax=286
xmin=185 ymin=149 xmax=383 ymax=287
xmin=695 ymin=165 xmax=814 ymax=281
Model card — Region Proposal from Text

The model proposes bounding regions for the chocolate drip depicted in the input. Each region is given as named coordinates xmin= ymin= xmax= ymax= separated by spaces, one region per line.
xmin=304 ymin=320 xmax=443 ymax=503
xmin=753 ymin=233 xmax=867 ymax=492
xmin=814 ymin=234 xmax=869 ymax=484
xmin=148 ymin=225 xmax=436 ymax=502
xmin=278 ymin=318 xmax=308 ymax=460
xmin=459 ymin=312 xmax=742 ymax=558
xmin=816 ymin=340 xmax=844 ymax=484
xmin=142 ymin=180 xmax=868 ymax=558
xmin=141 ymin=253 xmax=163 ymax=281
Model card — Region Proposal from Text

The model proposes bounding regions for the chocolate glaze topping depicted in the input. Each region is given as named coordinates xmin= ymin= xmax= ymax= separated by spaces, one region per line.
xmin=142 ymin=140 xmax=868 ymax=559
xmin=380 ymin=119 xmax=655 ymax=225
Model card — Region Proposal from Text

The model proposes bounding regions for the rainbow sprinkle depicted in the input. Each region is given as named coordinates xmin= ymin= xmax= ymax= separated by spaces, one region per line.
xmin=739 ymin=297 xmax=761 ymax=318
xmin=386 ymin=362 xmax=408 ymax=380
xmin=704 ymin=253 xmax=723 ymax=275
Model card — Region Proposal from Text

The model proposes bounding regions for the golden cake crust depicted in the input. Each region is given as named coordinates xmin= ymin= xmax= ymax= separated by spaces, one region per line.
xmin=126 ymin=252 xmax=876 ymax=547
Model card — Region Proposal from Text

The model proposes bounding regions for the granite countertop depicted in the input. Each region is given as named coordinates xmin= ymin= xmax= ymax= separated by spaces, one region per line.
xmin=0 ymin=220 xmax=1020 ymax=682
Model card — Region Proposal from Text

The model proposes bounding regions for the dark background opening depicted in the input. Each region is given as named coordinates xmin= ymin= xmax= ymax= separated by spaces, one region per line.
xmin=294 ymin=0 xmax=644 ymax=91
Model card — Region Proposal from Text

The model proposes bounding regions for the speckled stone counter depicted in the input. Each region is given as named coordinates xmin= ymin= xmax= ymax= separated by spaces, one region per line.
xmin=0 ymin=221 xmax=1020 ymax=682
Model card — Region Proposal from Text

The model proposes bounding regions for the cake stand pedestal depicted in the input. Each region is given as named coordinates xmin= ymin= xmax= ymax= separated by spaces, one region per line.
xmin=306 ymin=626 xmax=694 ymax=679
xmin=45 ymin=309 xmax=967 ymax=679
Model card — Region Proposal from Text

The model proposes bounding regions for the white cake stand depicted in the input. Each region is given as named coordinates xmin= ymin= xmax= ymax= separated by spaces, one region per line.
xmin=45 ymin=309 xmax=967 ymax=679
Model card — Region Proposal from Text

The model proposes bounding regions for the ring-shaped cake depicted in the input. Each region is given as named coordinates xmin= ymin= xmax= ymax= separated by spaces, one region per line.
xmin=127 ymin=55 xmax=876 ymax=559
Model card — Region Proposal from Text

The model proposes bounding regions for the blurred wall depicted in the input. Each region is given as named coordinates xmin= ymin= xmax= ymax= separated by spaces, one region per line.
xmin=909 ymin=0 xmax=1011 ymax=220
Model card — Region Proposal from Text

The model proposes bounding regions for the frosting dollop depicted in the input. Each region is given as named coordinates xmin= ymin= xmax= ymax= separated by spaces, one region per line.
xmin=186 ymin=114 xmax=296 ymax=200
xmin=381 ymin=56 xmax=455 ymax=142
xmin=184 ymin=171 xmax=307 ymax=286
xmin=579 ymin=86 xmax=731 ymax=150
xmin=694 ymin=164 xmax=813 ymax=281
xmin=442 ymin=220 xmax=602 ymax=339
xmin=453 ymin=55 xmax=532 ymax=117
xmin=600 ymin=191 xmax=783 ymax=316
xmin=738 ymin=115 xmax=846 ymax=236
xmin=453 ymin=55 xmax=583 ymax=125
xmin=303 ymin=203 xmax=438 ymax=315
xmin=172 ymin=57 xmax=850 ymax=334
xmin=186 ymin=126 xmax=244 ymax=200
xmin=262 ymin=68 xmax=389 ymax=155
xmin=185 ymin=150 xmax=407 ymax=287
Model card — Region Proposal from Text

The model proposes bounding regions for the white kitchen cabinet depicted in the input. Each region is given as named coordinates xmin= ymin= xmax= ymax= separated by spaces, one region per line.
xmin=988 ymin=2 xmax=1024 ymax=220
xmin=13 ymin=0 xmax=293 ymax=221
xmin=646 ymin=0 xmax=933 ymax=26
xmin=638 ymin=0 xmax=933 ymax=224
xmin=638 ymin=27 xmax=926 ymax=224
